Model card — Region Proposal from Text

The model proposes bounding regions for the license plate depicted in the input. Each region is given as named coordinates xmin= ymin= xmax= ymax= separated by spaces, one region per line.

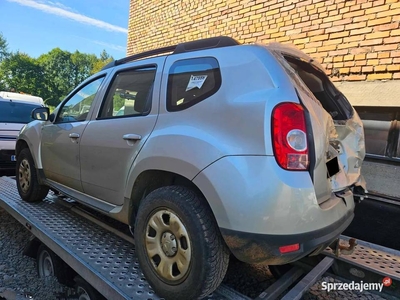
xmin=11 ymin=155 xmax=16 ymax=162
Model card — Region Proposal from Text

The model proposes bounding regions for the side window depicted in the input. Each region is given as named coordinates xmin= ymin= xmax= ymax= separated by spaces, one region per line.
xmin=167 ymin=57 xmax=221 ymax=112
xmin=57 ymin=77 xmax=104 ymax=123
xmin=99 ymin=67 xmax=156 ymax=119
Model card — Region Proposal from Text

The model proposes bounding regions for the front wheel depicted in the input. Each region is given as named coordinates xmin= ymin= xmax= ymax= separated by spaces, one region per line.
xmin=134 ymin=186 xmax=230 ymax=300
xmin=16 ymin=148 xmax=49 ymax=202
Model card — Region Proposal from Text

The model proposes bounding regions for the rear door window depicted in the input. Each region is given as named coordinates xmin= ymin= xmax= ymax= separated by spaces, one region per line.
xmin=98 ymin=67 xmax=156 ymax=119
xmin=167 ymin=57 xmax=221 ymax=111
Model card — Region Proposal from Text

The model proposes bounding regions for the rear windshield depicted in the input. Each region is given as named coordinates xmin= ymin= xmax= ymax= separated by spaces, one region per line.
xmin=0 ymin=101 xmax=41 ymax=124
xmin=284 ymin=55 xmax=354 ymax=121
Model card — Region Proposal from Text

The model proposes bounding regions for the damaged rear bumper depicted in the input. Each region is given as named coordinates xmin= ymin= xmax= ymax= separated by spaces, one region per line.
xmin=220 ymin=209 xmax=354 ymax=265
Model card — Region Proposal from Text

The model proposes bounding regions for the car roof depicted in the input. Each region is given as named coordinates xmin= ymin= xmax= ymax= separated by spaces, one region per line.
xmin=0 ymin=98 xmax=43 ymax=107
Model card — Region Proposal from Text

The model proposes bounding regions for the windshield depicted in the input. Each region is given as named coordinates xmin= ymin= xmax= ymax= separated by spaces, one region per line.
xmin=0 ymin=101 xmax=41 ymax=124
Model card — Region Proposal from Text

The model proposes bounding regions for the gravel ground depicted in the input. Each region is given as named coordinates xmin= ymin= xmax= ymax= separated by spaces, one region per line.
xmin=0 ymin=207 xmax=74 ymax=300
xmin=0 ymin=206 xmax=390 ymax=300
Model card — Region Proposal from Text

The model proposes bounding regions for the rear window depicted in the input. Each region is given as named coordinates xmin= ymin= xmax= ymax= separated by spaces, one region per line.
xmin=283 ymin=55 xmax=354 ymax=121
xmin=0 ymin=101 xmax=41 ymax=124
xmin=167 ymin=57 xmax=221 ymax=111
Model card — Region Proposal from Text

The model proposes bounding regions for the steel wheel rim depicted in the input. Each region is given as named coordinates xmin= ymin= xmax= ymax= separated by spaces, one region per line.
xmin=18 ymin=158 xmax=31 ymax=193
xmin=77 ymin=287 xmax=91 ymax=300
xmin=38 ymin=250 xmax=54 ymax=277
xmin=145 ymin=209 xmax=192 ymax=283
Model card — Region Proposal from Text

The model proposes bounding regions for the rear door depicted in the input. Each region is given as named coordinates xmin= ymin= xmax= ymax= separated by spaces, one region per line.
xmin=79 ymin=58 xmax=163 ymax=206
xmin=272 ymin=48 xmax=366 ymax=204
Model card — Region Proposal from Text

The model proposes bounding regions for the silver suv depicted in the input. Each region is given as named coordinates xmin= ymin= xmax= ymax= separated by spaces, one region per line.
xmin=16 ymin=36 xmax=366 ymax=300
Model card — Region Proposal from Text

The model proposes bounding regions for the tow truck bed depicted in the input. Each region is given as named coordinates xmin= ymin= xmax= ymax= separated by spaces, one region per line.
xmin=1 ymin=175 xmax=400 ymax=299
xmin=0 ymin=177 xmax=247 ymax=300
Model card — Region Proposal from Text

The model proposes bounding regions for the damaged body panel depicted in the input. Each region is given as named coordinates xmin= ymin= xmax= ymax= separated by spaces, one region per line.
xmin=268 ymin=44 xmax=366 ymax=204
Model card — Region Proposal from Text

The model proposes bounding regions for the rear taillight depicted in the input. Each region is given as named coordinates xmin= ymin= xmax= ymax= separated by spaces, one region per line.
xmin=272 ymin=102 xmax=309 ymax=170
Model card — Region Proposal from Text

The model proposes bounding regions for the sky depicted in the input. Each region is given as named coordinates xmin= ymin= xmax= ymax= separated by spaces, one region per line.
xmin=0 ymin=0 xmax=129 ymax=59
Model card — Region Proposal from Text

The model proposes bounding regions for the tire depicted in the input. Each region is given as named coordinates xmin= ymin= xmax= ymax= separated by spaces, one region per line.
xmin=74 ymin=276 xmax=106 ymax=300
xmin=134 ymin=186 xmax=230 ymax=300
xmin=16 ymin=148 xmax=49 ymax=202
xmin=37 ymin=244 xmax=62 ymax=279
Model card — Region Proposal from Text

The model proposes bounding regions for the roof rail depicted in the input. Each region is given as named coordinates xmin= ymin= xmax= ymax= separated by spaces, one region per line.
xmin=101 ymin=45 xmax=176 ymax=70
xmin=101 ymin=36 xmax=240 ymax=71
xmin=173 ymin=36 xmax=240 ymax=54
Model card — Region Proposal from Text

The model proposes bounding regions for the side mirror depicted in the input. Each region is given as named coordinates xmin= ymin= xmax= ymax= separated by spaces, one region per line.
xmin=31 ymin=107 xmax=50 ymax=121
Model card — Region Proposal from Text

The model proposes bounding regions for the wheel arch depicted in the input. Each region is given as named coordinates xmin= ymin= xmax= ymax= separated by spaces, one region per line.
xmin=128 ymin=169 xmax=205 ymax=228
xmin=16 ymin=139 xmax=46 ymax=184
xmin=127 ymin=169 xmax=228 ymax=232
xmin=15 ymin=139 xmax=29 ymax=158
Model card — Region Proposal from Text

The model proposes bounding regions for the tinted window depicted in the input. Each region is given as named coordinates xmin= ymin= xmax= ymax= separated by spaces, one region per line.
xmin=0 ymin=101 xmax=41 ymax=124
xmin=167 ymin=57 xmax=221 ymax=111
xmin=99 ymin=67 xmax=156 ymax=119
xmin=57 ymin=77 xmax=104 ymax=123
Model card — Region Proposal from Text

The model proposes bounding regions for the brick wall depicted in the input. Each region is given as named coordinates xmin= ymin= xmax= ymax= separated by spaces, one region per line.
xmin=127 ymin=0 xmax=400 ymax=82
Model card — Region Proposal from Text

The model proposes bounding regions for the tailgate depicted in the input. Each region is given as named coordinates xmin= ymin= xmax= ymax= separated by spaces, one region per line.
xmin=272 ymin=49 xmax=366 ymax=204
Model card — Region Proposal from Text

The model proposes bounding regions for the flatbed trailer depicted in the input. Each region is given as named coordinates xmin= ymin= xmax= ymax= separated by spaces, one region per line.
xmin=1 ymin=176 xmax=400 ymax=300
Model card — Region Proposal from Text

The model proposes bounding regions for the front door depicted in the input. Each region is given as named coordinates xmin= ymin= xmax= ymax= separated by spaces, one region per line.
xmin=79 ymin=60 xmax=162 ymax=205
xmin=41 ymin=76 xmax=105 ymax=191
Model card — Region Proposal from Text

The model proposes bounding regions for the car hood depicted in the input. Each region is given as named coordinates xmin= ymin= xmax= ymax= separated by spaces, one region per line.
xmin=0 ymin=123 xmax=25 ymax=140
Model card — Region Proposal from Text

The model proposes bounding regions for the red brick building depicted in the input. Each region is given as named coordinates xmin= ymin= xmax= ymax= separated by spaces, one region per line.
xmin=128 ymin=0 xmax=400 ymax=105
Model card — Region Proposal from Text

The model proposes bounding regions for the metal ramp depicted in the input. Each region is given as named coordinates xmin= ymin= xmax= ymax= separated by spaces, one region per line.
xmin=1 ymin=175 xmax=400 ymax=300
xmin=0 ymin=177 xmax=248 ymax=300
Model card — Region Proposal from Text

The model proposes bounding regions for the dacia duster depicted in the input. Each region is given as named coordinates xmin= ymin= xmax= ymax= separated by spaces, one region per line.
xmin=16 ymin=36 xmax=366 ymax=300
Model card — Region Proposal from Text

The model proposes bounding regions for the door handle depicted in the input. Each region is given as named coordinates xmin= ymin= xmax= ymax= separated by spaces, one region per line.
xmin=69 ymin=133 xmax=80 ymax=138
xmin=123 ymin=134 xmax=142 ymax=141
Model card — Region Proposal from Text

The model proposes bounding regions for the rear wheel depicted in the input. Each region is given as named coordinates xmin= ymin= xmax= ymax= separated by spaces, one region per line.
xmin=16 ymin=148 xmax=49 ymax=202
xmin=134 ymin=186 xmax=229 ymax=300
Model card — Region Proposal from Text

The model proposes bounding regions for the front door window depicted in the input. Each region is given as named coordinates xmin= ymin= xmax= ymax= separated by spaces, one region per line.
xmin=57 ymin=77 xmax=104 ymax=123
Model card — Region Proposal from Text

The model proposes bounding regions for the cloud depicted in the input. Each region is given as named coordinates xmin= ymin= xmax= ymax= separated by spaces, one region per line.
xmin=72 ymin=35 xmax=126 ymax=53
xmin=92 ymin=40 xmax=126 ymax=53
xmin=8 ymin=0 xmax=127 ymax=34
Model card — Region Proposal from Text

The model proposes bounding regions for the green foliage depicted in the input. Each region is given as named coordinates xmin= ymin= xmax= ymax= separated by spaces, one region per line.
xmin=0 ymin=51 xmax=47 ymax=97
xmin=0 ymin=32 xmax=9 ymax=62
xmin=113 ymin=94 xmax=125 ymax=111
xmin=0 ymin=34 xmax=115 ymax=107
xmin=91 ymin=49 xmax=114 ymax=74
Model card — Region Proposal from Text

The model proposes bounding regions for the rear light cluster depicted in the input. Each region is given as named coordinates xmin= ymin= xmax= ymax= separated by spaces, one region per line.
xmin=272 ymin=102 xmax=309 ymax=170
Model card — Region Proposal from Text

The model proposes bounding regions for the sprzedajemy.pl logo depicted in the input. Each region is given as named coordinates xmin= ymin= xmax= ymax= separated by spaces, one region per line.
xmin=321 ymin=277 xmax=392 ymax=293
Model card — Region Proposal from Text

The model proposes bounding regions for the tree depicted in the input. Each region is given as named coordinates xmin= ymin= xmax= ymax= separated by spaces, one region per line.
xmin=37 ymin=49 xmax=100 ymax=106
xmin=0 ymin=33 xmax=10 ymax=90
xmin=0 ymin=51 xmax=47 ymax=97
xmin=0 ymin=32 xmax=115 ymax=106
xmin=0 ymin=32 xmax=9 ymax=62
xmin=71 ymin=51 xmax=98 ymax=86
xmin=91 ymin=49 xmax=114 ymax=74
xmin=37 ymin=48 xmax=74 ymax=105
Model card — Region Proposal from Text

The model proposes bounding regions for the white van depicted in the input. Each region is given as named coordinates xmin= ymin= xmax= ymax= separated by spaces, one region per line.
xmin=0 ymin=97 xmax=43 ymax=174
xmin=0 ymin=91 xmax=44 ymax=105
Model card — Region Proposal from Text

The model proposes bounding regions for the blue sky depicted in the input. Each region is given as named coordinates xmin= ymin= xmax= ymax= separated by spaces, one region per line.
xmin=0 ymin=0 xmax=129 ymax=59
